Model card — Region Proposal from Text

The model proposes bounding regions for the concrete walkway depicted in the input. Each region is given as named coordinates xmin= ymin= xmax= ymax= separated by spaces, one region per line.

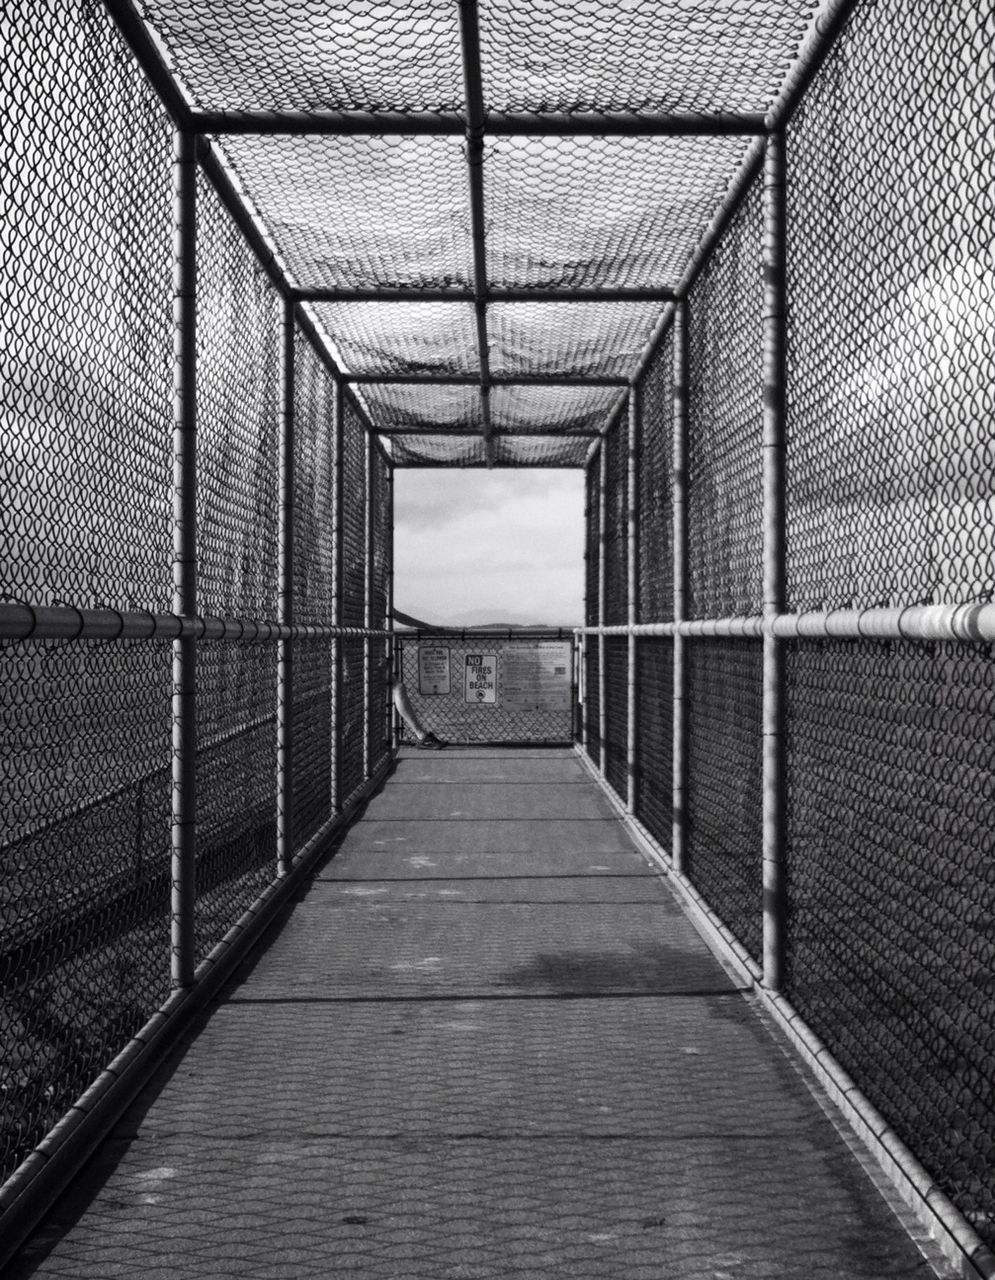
xmin=11 ymin=749 xmax=945 ymax=1278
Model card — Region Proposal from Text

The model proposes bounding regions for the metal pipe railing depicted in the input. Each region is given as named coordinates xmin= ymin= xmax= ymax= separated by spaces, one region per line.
xmin=575 ymin=600 xmax=995 ymax=644
xmin=0 ymin=603 xmax=391 ymax=644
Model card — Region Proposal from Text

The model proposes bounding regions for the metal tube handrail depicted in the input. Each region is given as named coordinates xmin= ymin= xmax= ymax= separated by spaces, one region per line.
xmin=0 ymin=602 xmax=392 ymax=643
xmin=574 ymin=601 xmax=995 ymax=643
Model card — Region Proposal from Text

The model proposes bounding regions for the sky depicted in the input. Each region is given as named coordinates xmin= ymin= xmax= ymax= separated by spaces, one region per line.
xmin=392 ymin=469 xmax=585 ymax=628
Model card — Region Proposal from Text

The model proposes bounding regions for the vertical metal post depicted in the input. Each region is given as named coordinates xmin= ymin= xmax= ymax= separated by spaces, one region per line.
xmin=171 ymin=128 xmax=197 ymax=989
xmin=597 ymin=438 xmax=607 ymax=776
xmin=581 ymin=451 xmax=593 ymax=757
xmin=362 ymin=429 xmax=373 ymax=780
xmin=386 ymin=459 xmax=397 ymax=752
xmin=762 ymin=131 xmax=788 ymax=991
xmin=672 ymin=301 xmax=689 ymax=874
xmin=569 ymin=634 xmax=578 ymax=743
xmin=332 ymin=379 xmax=344 ymax=813
xmin=276 ymin=297 xmax=295 ymax=876
xmin=626 ymin=385 xmax=639 ymax=814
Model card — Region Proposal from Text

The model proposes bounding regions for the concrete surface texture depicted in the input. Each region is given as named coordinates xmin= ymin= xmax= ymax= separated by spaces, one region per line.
xmin=9 ymin=748 xmax=951 ymax=1278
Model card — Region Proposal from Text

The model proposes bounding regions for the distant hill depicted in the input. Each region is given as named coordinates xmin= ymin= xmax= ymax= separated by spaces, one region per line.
xmin=463 ymin=622 xmax=574 ymax=631
xmin=396 ymin=606 xmax=579 ymax=630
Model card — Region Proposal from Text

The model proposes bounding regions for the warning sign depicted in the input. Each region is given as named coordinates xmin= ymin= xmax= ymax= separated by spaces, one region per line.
xmin=418 ymin=646 xmax=451 ymax=695
xmin=502 ymin=642 xmax=572 ymax=713
xmin=464 ymin=653 xmax=497 ymax=704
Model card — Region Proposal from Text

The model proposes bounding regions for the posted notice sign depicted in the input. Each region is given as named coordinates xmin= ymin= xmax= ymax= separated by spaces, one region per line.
xmin=502 ymin=642 xmax=572 ymax=713
xmin=417 ymin=646 xmax=451 ymax=695
xmin=464 ymin=653 xmax=497 ymax=704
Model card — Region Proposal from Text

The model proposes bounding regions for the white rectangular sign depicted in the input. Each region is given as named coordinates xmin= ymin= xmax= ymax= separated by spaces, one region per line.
xmin=417 ymin=645 xmax=451 ymax=695
xmin=464 ymin=653 xmax=497 ymax=704
xmin=501 ymin=642 xmax=572 ymax=713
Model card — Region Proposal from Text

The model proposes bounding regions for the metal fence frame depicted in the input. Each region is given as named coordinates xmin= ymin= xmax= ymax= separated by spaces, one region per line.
xmin=576 ymin=26 xmax=995 ymax=1274
xmin=2 ymin=0 xmax=994 ymax=1276
xmin=0 ymin=56 xmax=396 ymax=1258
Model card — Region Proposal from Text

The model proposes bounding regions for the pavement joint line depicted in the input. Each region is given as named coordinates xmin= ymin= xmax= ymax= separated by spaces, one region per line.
xmin=306 ymin=899 xmax=670 ymax=906
xmin=349 ymin=816 xmax=621 ymax=823
xmin=316 ymin=874 xmax=657 ymax=882
xmin=109 ymin=1131 xmax=812 ymax=1145
xmin=224 ymin=989 xmax=749 ymax=1005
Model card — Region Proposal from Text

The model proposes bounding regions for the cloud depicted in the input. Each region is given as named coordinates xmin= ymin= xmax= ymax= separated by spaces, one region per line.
xmin=393 ymin=469 xmax=585 ymax=625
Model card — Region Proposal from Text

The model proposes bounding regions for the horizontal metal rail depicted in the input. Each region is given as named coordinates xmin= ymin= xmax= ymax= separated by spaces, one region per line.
xmin=296 ymin=287 xmax=677 ymax=303
xmin=345 ymin=373 xmax=631 ymax=387
xmin=0 ymin=602 xmax=392 ymax=644
xmin=189 ymin=109 xmax=768 ymax=137
xmin=396 ymin=627 xmax=575 ymax=641
xmin=379 ymin=429 xmax=602 ymax=442
xmin=576 ymin=601 xmax=995 ymax=643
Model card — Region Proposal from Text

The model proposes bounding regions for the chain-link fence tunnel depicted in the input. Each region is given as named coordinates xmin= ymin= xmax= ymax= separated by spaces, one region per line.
xmin=2 ymin=0 xmax=994 ymax=1276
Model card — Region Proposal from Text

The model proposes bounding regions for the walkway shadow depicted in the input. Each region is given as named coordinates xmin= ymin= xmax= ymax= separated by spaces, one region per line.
xmin=498 ymin=940 xmax=742 ymax=997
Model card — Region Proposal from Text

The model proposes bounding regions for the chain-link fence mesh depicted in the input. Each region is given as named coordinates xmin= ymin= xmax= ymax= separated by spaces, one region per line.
xmin=785 ymin=637 xmax=995 ymax=1243
xmin=1 ymin=0 xmax=178 ymax=1188
xmin=636 ymin=328 xmax=674 ymax=625
xmin=5 ymin=0 xmax=995 ymax=1259
xmin=582 ymin=453 xmax=601 ymax=756
xmin=785 ymin=0 xmax=995 ymax=614
xmin=197 ymin=176 xmax=280 ymax=619
xmin=686 ymin=177 xmax=764 ymax=620
xmin=632 ymin=637 xmax=673 ymax=850
xmin=2 ymin=0 xmax=175 ymax=615
xmin=685 ymin=639 xmax=764 ymax=961
xmin=477 ymin=0 xmax=818 ymax=116
xmin=0 ymin=640 xmax=173 ymax=1186
xmin=579 ymin=0 xmax=995 ymax=1251
xmin=1 ymin=0 xmax=392 ymax=1197
xmin=292 ymin=338 xmax=338 ymax=849
xmin=396 ymin=636 xmax=575 ymax=745
xmin=601 ymin=416 xmax=629 ymax=795
xmin=367 ymin=447 xmax=393 ymax=774
xmin=602 ymin=636 xmax=629 ymax=800
xmin=777 ymin=0 xmax=995 ymax=1246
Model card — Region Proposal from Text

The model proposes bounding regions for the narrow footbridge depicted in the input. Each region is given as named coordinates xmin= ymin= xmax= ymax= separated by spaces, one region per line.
xmin=4 ymin=1 xmax=994 ymax=1276
xmin=8 ymin=750 xmax=950 ymax=1278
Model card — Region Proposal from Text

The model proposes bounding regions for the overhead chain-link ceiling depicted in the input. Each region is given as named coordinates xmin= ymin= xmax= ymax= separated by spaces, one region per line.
xmin=131 ymin=0 xmax=834 ymax=466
